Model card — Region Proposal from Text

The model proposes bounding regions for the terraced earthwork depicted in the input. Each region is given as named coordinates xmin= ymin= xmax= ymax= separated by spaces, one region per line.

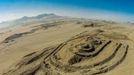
xmin=3 ymin=30 xmax=129 ymax=75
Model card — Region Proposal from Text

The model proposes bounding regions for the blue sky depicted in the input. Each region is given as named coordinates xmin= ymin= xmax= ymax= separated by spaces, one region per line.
xmin=0 ymin=0 xmax=134 ymax=22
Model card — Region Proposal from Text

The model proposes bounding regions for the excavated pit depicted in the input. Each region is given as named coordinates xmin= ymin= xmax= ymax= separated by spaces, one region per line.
xmin=3 ymin=30 xmax=129 ymax=75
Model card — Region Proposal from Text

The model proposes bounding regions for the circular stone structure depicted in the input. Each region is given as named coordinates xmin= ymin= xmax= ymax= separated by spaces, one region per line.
xmin=3 ymin=30 xmax=129 ymax=75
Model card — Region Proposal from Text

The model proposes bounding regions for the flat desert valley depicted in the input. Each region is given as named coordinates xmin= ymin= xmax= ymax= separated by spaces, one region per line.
xmin=0 ymin=15 xmax=134 ymax=75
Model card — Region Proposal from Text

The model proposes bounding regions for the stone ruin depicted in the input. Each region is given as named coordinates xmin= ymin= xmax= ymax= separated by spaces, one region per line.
xmin=3 ymin=30 xmax=129 ymax=75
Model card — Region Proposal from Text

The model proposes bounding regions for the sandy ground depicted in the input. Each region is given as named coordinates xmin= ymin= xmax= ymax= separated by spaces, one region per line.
xmin=0 ymin=20 xmax=134 ymax=75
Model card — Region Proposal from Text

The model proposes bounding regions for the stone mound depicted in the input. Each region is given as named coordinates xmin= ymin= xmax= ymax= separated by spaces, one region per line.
xmin=3 ymin=30 xmax=129 ymax=75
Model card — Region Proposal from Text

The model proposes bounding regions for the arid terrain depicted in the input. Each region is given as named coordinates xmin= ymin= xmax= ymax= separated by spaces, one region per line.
xmin=0 ymin=15 xmax=134 ymax=75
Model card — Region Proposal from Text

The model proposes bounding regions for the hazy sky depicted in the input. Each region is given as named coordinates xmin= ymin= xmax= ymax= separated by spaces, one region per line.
xmin=0 ymin=0 xmax=134 ymax=22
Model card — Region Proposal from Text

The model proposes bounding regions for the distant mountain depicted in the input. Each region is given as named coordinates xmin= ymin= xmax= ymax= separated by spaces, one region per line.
xmin=15 ymin=13 xmax=60 ymax=22
xmin=0 ymin=13 xmax=65 ymax=28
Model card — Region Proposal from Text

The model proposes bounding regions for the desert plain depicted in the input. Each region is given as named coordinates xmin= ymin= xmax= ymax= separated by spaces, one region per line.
xmin=0 ymin=16 xmax=134 ymax=75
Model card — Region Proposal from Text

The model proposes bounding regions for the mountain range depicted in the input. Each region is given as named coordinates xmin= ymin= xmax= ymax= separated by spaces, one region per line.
xmin=0 ymin=13 xmax=65 ymax=28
